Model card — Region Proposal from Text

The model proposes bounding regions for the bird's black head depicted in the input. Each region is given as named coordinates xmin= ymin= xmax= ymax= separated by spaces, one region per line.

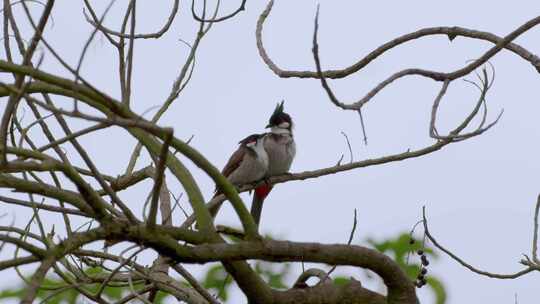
xmin=266 ymin=101 xmax=293 ymax=130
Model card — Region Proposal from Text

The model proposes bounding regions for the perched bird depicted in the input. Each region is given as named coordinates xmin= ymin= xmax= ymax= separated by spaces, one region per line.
xmin=251 ymin=101 xmax=296 ymax=225
xmin=210 ymin=133 xmax=269 ymax=217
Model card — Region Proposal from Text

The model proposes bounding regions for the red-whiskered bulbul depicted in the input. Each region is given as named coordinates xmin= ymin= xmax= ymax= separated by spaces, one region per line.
xmin=209 ymin=133 xmax=269 ymax=217
xmin=250 ymin=101 xmax=296 ymax=225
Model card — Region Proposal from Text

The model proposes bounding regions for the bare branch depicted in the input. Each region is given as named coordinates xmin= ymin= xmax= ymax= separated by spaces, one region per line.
xmin=423 ymin=206 xmax=535 ymax=279
xmin=172 ymin=263 xmax=221 ymax=304
xmin=0 ymin=2 xmax=538 ymax=303
xmin=293 ymin=268 xmax=331 ymax=288
xmin=0 ymin=0 xmax=55 ymax=165
xmin=326 ymin=209 xmax=357 ymax=279
xmin=124 ymin=0 xmax=136 ymax=106
xmin=0 ymin=195 xmax=88 ymax=217
xmin=95 ymin=246 xmax=145 ymax=298
xmin=533 ymin=195 xmax=540 ymax=263
xmin=124 ymin=0 xmax=219 ymax=174
xmin=257 ymin=1 xmax=540 ymax=79
xmin=84 ymin=0 xmax=180 ymax=39
xmin=37 ymin=122 xmax=110 ymax=152
xmin=0 ymin=255 xmax=40 ymax=271
xmin=114 ymin=285 xmax=153 ymax=304
xmin=21 ymin=256 xmax=56 ymax=304
xmin=191 ymin=0 xmax=245 ymax=23
xmin=148 ymin=131 xmax=172 ymax=228
xmin=429 ymin=81 xmax=451 ymax=138
xmin=340 ymin=131 xmax=353 ymax=164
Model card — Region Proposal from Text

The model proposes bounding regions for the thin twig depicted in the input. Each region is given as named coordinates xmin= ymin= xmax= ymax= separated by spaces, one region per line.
xmin=325 ymin=209 xmax=357 ymax=279
xmin=532 ymin=195 xmax=540 ymax=263
xmin=257 ymin=1 xmax=540 ymax=80
xmin=96 ymin=246 xmax=145 ymax=298
xmin=172 ymin=263 xmax=221 ymax=304
xmin=124 ymin=0 xmax=136 ymax=106
xmin=357 ymin=109 xmax=368 ymax=145
xmin=340 ymin=131 xmax=353 ymax=163
xmin=0 ymin=0 xmax=55 ymax=165
xmin=148 ymin=131 xmax=172 ymax=229
xmin=84 ymin=0 xmax=179 ymax=39
xmin=191 ymin=0 xmax=245 ymax=23
xmin=422 ymin=206 xmax=534 ymax=279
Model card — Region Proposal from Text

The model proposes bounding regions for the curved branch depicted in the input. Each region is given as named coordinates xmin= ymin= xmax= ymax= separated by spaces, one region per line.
xmin=423 ymin=206 xmax=535 ymax=279
xmin=0 ymin=255 xmax=40 ymax=271
xmin=36 ymin=122 xmax=110 ymax=152
xmin=257 ymin=1 xmax=540 ymax=79
xmin=276 ymin=280 xmax=386 ymax=304
xmin=0 ymin=62 xmax=256 ymax=238
xmin=133 ymin=237 xmax=416 ymax=303
xmin=293 ymin=268 xmax=330 ymax=287
xmin=310 ymin=7 xmax=540 ymax=111
xmin=124 ymin=0 xmax=220 ymax=175
xmin=0 ymin=195 xmax=88 ymax=217
xmin=0 ymin=234 xmax=46 ymax=257
xmin=0 ymin=0 xmax=55 ymax=165
xmin=83 ymin=0 xmax=180 ymax=39
xmin=21 ymin=256 xmax=56 ymax=304
xmin=0 ymin=173 xmax=95 ymax=216
xmin=100 ymin=218 xmax=414 ymax=303
xmin=2 ymin=145 xmax=111 ymax=220
xmin=191 ymin=0 xmax=246 ymax=23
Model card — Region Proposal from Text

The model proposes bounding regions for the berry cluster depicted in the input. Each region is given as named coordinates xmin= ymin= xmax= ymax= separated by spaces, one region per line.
xmin=409 ymin=238 xmax=430 ymax=288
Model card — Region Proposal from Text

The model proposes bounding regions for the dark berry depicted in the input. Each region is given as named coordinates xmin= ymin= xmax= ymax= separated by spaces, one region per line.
xmin=409 ymin=238 xmax=415 ymax=245
xmin=417 ymin=274 xmax=425 ymax=281
xmin=421 ymin=259 xmax=430 ymax=266
xmin=421 ymin=268 xmax=428 ymax=275
xmin=417 ymin=250 xmax=424 ymax=255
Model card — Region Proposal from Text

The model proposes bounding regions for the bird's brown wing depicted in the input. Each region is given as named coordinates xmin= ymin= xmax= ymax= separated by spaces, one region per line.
xmin=221 ymin=146 xmax=247 ymax=178
xmin=213 ymin=146 xmax=247 ymax=196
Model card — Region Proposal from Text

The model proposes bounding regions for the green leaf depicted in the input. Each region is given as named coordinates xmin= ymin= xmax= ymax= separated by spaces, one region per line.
xmin=255 ymin=261 xmax=290 ymax=290
xmin=0 ymin=288 xmax=25 ymax=300
xmin=333 ymin=277 xmax=351 ymax=286
xmin=202 ymin=264 xmax=232 ymax=300
xmin=102 ymin=285 xmax=123 ymax=300
xmin=427 ymin=277 xmax=447 ymax=304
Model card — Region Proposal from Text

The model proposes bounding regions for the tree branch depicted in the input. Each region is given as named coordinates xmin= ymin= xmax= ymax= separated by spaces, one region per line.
xmin=257 ymin=1 xmax=540 ymax=79
xmin=423 ymin=206 xmax=535 ymax=279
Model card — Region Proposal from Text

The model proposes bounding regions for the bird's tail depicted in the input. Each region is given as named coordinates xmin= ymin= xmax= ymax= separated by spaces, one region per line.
xmin=250 ymin=184 xmax=273 ymax=226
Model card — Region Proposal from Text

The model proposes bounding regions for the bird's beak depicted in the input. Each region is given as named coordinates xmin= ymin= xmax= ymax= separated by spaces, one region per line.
xmin=265 ymin=124 xmax=272 ymax=129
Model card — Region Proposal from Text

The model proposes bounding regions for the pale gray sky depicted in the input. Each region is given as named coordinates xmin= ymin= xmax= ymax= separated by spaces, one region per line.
xmin=1 ymin=0 xmax=539 ymax=303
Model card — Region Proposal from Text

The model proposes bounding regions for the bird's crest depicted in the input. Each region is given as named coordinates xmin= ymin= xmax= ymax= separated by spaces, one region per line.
xmin=269 ymin=100 xmax=285 ymax=124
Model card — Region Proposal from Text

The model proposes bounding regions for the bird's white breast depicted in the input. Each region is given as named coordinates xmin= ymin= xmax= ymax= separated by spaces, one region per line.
xmin=264 ymin=133 xmax=295 ymax=176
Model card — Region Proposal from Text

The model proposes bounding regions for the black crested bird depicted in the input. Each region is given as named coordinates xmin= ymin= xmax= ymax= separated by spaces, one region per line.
xmin=250 ymin=101 xmax=296 ymax=226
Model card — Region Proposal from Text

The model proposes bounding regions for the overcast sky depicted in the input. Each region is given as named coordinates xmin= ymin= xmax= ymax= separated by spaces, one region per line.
xmin=1 ymin=1 xmax=540 ymax=303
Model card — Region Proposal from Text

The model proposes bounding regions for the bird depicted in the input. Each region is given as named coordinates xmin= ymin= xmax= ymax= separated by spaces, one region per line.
xmin=209 ymin=133 xmax=269 ymax=218
xmin=250 ymin=101 xmax=296 ymax=226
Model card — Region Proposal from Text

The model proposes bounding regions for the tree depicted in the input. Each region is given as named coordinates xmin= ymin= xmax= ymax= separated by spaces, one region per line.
xmin=0 ymin=0 xmax=538 ymax=303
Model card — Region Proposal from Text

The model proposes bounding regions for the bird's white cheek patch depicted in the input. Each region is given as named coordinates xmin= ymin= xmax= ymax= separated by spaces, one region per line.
xmin=279 ymin=122 xmax=290 ymax=129
xmin=270 ymin=127 xmax=291 ymax=135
